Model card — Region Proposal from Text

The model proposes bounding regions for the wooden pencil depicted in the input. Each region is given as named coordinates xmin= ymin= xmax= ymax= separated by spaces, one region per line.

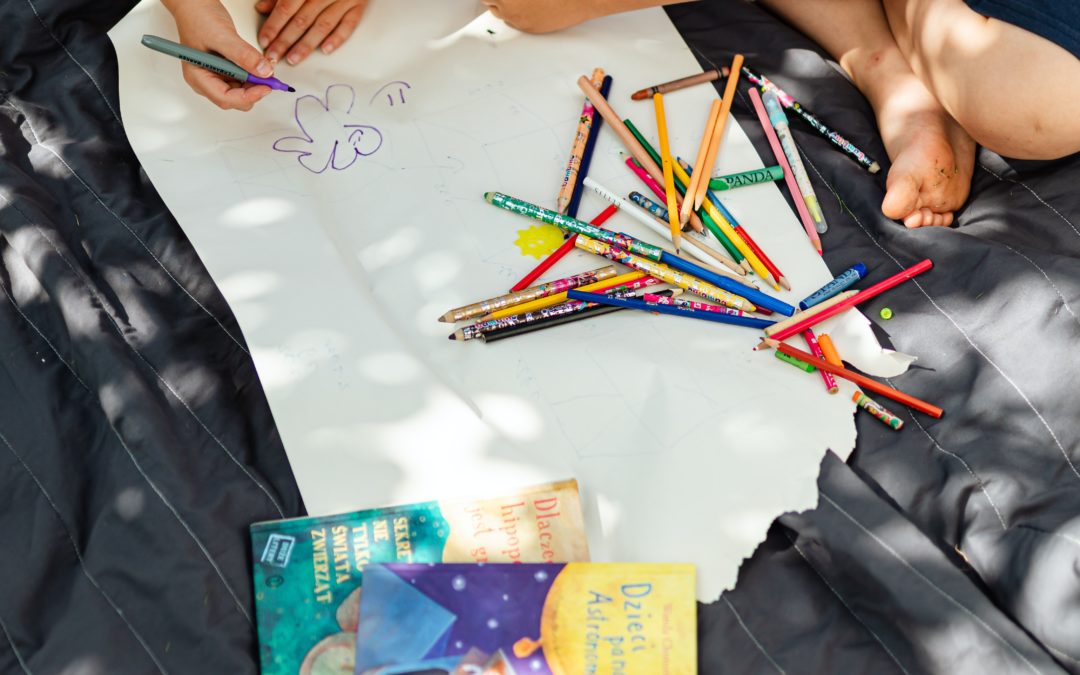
xmin=763 ymin=291 xmax=858 ymax=336
xmin=763 ymin=339 xmax=943 ymax=418
xmin=652 ymin=92 xmax=682 ymax=255
xmin=693 ymin=53 xmax=743 ymax=212
xmin=679 ymin=100 xmax=721 ymax=227
xmin=557 ymin=68 xmax=604 ymax=213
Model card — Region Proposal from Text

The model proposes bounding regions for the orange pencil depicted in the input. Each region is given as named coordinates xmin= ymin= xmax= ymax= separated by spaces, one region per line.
xmin=652 ymin=92 xmax=682 ymax=255
xmin=763 ymin=339 xmax=943 ymax=418
xmin=693 ymin=54 xmax=744 ymax=212
xmin=679 ymin=100 xmax=721 ymax=228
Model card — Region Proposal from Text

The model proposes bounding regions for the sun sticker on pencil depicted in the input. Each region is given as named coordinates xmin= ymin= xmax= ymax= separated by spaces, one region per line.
xmin=514 ymin=225 xmax=564 ymax=259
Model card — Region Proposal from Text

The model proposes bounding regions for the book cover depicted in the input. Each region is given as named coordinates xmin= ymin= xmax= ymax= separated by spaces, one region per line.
xmin=251 ymin=480 xmax=590 ymax=675
xmin=354 ymin=562 xmax=696 ymax=675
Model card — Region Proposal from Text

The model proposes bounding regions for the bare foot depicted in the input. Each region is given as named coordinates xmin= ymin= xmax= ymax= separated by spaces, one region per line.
xmin=872 ymin=75 xmax=975 ymax=227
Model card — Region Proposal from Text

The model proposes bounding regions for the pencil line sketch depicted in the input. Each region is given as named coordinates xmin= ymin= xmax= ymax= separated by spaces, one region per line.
xmin=369 ymin=80 xmax=412 ymax=107
xmin=273 ymin=84 xmax=384 ymax=174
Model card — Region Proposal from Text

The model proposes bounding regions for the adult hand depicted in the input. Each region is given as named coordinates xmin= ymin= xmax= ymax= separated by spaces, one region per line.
xmin=256 ymin=0 xmax=369 ymax=65
xmin=165 ymin=0 xmax=274 ymax=111
xmin=481 ymin=0 xmax=596 ymax=34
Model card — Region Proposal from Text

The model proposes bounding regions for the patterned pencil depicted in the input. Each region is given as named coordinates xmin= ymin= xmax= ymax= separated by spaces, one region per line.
xmin=642 ymin=292 xmax=746 ymax=317
xmin=762 ymin=89 xmax=829 ymax=235
xmin=480 ymin=290 xmax=677 ymax=343
xmin=565 ymin=74 xmax=613 ymax=219
xmin=440 ymin=265 xmax=618 ymax=323
xmin=853 ymin=390 xmax=905 ymax=430
xmin=452 ymin=280 xmax=660 ymax=341
xmin=557 ymin=68 xmax=604 ymax=213
xmin=484 ymin=271 xmax=646 ymax=321
xmin=742 ymin=65 xmax=881 ymax=174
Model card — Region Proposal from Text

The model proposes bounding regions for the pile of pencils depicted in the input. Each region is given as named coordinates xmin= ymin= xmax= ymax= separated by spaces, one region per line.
xmin=439 ymin=58 xmax=942 ymax=427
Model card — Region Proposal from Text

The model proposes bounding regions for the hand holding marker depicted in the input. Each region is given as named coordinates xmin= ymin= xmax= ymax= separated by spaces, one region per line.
xmin=141 ymin=34 xmax=294 ymax=108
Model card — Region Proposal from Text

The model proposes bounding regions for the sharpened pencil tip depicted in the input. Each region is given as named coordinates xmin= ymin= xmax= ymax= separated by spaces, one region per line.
xmin=287 ymin=86 xmax=296 ymax=92
xmin=483 ymin=192 xmax=494 ymax=203
xmin=448 ymin=333 xmax=456 ymax=340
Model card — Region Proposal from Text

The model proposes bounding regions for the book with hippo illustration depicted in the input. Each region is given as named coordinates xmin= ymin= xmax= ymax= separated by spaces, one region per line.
xmin=251 ymin=480 xmax=590 ymax=675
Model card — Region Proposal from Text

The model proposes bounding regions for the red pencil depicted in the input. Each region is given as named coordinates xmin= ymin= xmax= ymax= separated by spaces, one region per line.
xmin=508 ymin=204 xmax=618 ymax=292
xmin=747 ymin=87 xmax=822 ymax=254
xmin=764 ymin=338 xmax=943 ymax=418
xmin=766 ymin=259 xmax=933 ymax=342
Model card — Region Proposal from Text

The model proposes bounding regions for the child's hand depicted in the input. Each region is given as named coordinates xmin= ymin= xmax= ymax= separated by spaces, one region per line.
xmin=164 ymin=0 xmax=275 ymax=111
xmin=256 ymin=0 xmax=369 ymax=65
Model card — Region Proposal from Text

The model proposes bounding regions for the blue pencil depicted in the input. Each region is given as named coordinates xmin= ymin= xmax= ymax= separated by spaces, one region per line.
xmin=567 ymin=290 xmax=776 ymax=329
xmin=650 ymin=247 xmax=795 ymax=316
xmin=566 ymin=74 xmax=613 ymax=219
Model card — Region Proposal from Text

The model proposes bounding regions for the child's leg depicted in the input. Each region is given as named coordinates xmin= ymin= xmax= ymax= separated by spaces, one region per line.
xmin=759 ymin=0 xmax=974 ymax=227
xmin=882 ymin=0 xmax=1080 ymax=160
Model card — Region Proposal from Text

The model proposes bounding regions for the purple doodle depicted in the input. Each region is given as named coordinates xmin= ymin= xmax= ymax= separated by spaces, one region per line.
xmin=369 ymin=80 xmax=411 ymax=107
xmin=273 ymin=84 xmax=383 ymax=174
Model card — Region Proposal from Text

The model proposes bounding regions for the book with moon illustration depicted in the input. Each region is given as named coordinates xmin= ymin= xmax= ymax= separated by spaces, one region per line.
xmin=251 ymin=480 xmax=590 ymax=675
xmin=353 ymin=562 xmax=696 ymax=674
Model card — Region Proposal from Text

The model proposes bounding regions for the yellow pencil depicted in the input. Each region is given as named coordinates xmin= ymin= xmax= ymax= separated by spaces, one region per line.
xmin=652 ymin=92 xmax=682 ymax=255
xmin=679 ymin=100 xmax=721 ymax=227
xmin=481 ymin=271 xmax=645 ymax=321
xmin=694 ymin=53 xmax=744 ymax=212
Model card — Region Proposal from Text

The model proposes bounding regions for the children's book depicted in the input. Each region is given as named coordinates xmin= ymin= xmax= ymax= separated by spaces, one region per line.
xmin=251 ymin=480 xmax=590 ymax=675
xmin=353 ymin=562 xmax=696 ymax=675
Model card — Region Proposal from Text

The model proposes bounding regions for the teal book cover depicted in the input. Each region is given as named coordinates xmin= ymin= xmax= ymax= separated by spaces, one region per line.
xmin=250 ymin=480 xmax=589 ymax=675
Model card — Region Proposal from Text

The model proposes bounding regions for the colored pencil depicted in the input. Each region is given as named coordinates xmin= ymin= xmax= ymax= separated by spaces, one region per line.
xmin=817 ymin=332 xmax=843 ymax=367
xmin=742 ymin=65 xmax=881 ymax=174
xmin=678 ymin=157 xmax=788 ymax=291
xmin=763 ymin=291 xmax=858 ymax=337
xmin=762 ymin=89 xmax=828 ymax=235
xmin=454 ymin=281 xmax=658 ymax=341
xmin=583 ymin=179 xmax=744 ymax=279
xmin=576 ymin=76 xmax=703 ymax=233
xmin=693 ymin=53 xmax=743 ymax=212
xmin=557 ymin=68 xmax=604 ymax=214
xmin=485 ymin=271 xmax=647 ymax=321
xmin=709 ymin=165 xmax=784 ymax=191
xmin=627 ymin=190 xmax=750 ymax=282
xmin=679 ymin=100 xmax=722 ymax=227
xmin=766 ymin=259 xmax=933 ymax=343
xmin=764 ymin=339 xmax=943 ymax=418
xmin=853 ymin=390 xmax=905 ymax=429
xmin=631 ymin=67 xmax=730 ymax=100
xmin=652 ymin=93 xmax=682 ymax=254
xmin=575 ymin=237 xmax=756 ymax=311
xmin=799 ymin=264 xmax=867 ymax=309
xmin=775 ymin=350 xmax=816 ymax=372
xmin=440 ymin=265 xmax=618 ymax=323
xmin=480 ymin=290 xmax=676 ymax=343
xmin=566 ymin=74 xmax=613 ymax=219
xmin=568 ymin=290 xmax=775 ymax=329
xmin=803 ymin=328 xmax=839 ymax=394
xmin=642 ymin=292 xmax=746 ymax=316
xmin=508 ymin=204 xmax=617 ymax=293
xmin=747 ymin=87 xmax=821 ymax=254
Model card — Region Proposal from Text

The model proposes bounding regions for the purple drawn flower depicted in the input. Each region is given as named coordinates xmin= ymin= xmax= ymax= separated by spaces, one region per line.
xmin=273 ymin=84 xmax=383 ymax=174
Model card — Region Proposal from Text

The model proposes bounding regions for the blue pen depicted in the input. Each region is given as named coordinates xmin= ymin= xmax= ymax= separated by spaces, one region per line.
xmin=567 ymin=291 xmax=776 ymax=329
xmin=799 ymin=264 xmax=868 ymax=309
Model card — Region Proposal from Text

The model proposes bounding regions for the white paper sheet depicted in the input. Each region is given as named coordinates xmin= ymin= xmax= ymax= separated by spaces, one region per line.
xmin=110 ymin=0 xmax=901 ymax=599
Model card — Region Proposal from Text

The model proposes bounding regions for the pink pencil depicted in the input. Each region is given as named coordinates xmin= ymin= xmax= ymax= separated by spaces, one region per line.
xmin=747 ymin=87 xmax=822 ymax=254
xmin=642 ymin=293 xmax=746 ymax=316
xmin=802 ymin=328 xmax=839 ymax=394
xmin=623 ymin=153 xmax=669 ymax=204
